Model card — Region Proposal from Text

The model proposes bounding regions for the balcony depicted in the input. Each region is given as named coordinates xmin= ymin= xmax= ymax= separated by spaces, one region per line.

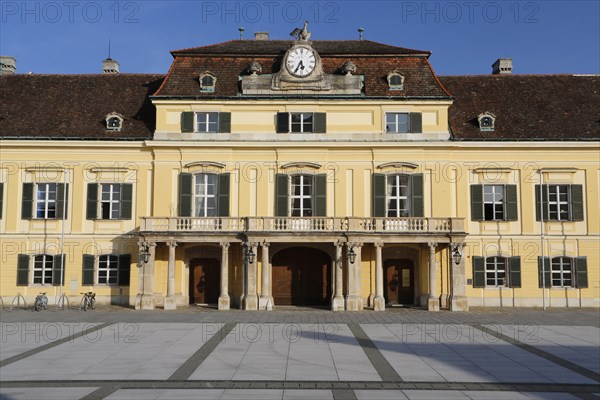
xmin=139 ymin=217 xmax=465 ymax=234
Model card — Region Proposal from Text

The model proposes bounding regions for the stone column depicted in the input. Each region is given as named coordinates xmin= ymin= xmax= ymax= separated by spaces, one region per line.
xmin=164 ymin=240 xmax=178 ymax=310
xmin=449 ymin=243 xmax=469 ymax=311
xmin=346 ymin=242 xmax=363 ymax=311
xmin=331 ymin=241 xmax=345 ymax=311
xmin=373 ymin=241 xmax=385 ymax=311
xmin=259 ymin=241 xmax=272 ymax=310
xmin=136 ymin=241 xmax=156 ymax=310
xmin=218 ymin=242 xmax=231 ymax=310
xmin=428 ymin=242 xmax=440 ymax=311
xmin=243 ymin=242 xmax=258 ymax=310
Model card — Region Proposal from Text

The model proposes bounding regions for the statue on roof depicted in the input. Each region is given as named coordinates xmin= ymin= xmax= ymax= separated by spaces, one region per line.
xmin=290 ymin=20 xmax=311 ymax=41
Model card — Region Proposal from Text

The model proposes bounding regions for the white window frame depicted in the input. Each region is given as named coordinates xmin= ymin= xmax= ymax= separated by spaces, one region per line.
xmin=35 ymin=183 xmax=57 ymax=219
xmin=547 ymin=185 xmax=570 ymax=221
xmin=100 ymin=184 xmax=122 ymax=220
xmin=483 ymin=185 xmax=505 ymax=221
xmin=97 ymin=254 xmax=119 ymax=285
xmin=290 ymin=113 xmax=314 ymax=133
xmin=33 ymin=254 xmax=53 ymax=285
xmin=386 ymin=174 xmax=410 ymax=217
xmin=290 ymin=174 xmax=313 ymax=217
xmin=194 ymin=173 xmax=218 ymax=217
xmin=195 ymin=112 xmax=219 ymax=133
xmin=385 ymin=112 xmax=410 ymax=133
xmin=485 ymin=256 xmax=506 ymax=287
xmin=551 ymin=257 xmax=573 ymax=288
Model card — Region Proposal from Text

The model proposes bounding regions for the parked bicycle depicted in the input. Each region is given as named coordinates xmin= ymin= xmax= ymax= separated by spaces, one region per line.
xmin=80 ymin=292 xmax=96 ymax=311
xmin=33 ymin=292 xmax=48 ymax=312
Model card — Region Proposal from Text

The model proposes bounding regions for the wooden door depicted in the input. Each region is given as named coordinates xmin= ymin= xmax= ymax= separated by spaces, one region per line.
xmin=384 ymin=259 xmax=414 ymax=305
xmin=189 ymin=258 xmax=220 ymax=304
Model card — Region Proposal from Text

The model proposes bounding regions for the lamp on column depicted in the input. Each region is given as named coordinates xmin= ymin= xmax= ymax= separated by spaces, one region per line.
xmin=246 ymin=246 xmax=256 ymax=264
xmin=452 ymin=245 xmax=462 ymax=265
xmin=348 ymin=247 xmax=356 ymax=264
xmin=139 ymin=243 xmax=150 ymax=266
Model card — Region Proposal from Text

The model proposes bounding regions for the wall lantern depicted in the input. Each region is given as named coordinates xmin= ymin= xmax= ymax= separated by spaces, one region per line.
xmin=452 ymin=246 xmax=462 ymax=265
xmin=139 ymin=243 xmax=150 ymax=265
xmin=348 ymin=247 xmax=357 ymax=264
xmin=247 ymin=247 xmax=256 ymax=264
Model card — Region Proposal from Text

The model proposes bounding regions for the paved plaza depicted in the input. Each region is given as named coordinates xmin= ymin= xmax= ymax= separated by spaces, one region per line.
xmin=0 ymin=307 xmax=599 ymax=400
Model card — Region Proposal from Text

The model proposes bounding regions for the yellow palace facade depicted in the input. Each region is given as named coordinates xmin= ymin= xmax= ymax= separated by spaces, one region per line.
xmin=1 ymin=30 xmax=598 ymax=311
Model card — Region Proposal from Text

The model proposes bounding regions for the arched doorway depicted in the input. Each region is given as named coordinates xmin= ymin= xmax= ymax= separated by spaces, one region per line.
xmin=189 ymin=258 xmax=220 ymax=304
xmin=272 ymin=247 xmax=331 ymax=306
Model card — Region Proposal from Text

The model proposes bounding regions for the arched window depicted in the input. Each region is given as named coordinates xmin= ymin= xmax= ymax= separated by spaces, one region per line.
xmin=105 ymin=113 xmax=123 ymax=131
xmin=478 ymin=112 xmax=496 ymax=132
xmin=387 ymin=71 xmax=404 ymax=90
xmin=199 ymin=72 xmax=217 ymax=92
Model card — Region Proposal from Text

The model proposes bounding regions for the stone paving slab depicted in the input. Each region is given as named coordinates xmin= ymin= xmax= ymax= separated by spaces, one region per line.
xmin=0 ymin=387 xmax=99 ymax=399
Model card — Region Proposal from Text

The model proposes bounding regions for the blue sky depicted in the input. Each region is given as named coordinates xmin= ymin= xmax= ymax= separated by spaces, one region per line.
xmin=1 ymin=0 xmax=598 ymax=75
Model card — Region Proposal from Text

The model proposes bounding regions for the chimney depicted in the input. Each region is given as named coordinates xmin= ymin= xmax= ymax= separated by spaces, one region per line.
xmin=254 ymin=32 xmax=269 ymax=40
xmin=492 ymin=58 xmax=512 ymax=74
xmin=0 ymin=56 xmax=16 ymax=75
xmin=102 ymin=57 xmax=120 ymax=74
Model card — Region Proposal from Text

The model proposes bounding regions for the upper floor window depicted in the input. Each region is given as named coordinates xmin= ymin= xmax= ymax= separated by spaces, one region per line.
xmin=82 ymin=254 xmax=131 ymax=286
xmin=199 ymin=72 xmax=217 ymax=92
xmin=472 ymin=256 xmax=521 ymax=288
xmin=180 ymin=112 xmax=231 ymax=134
xmin=536 ymin=184 xmax=584 ymax=222
xmin=105 ymin=112 xmax=124 ymax=132
xmin=290 ymin=175 xmax=313 ymax=217
xmin=470 ymin=184 xmax=518 ymax=221
xmin=387 ymin=71 xmax=404 ymax=90
xmin=177 ymin=172 xmax=230 ymax=217
xmin=385 ymin=112 xmax=422 ymax=133
xmin=86 ymin=183 xmax=133 ymax=220
xmin=372 ymin=173 xmax=423 ymax=218
xmin=274 ymin=173 xmax=326 ymax=217
xmin=16 ymin=253 xmax=65 ymax=286
xmin=478 ymin=112 xmax=496 ymax=132
xmin=21 ymin=182 xmax=68 ymax=220
xmin=538 ymin=256 xmax=587 ymax=289
xmin=276 ymin=112 xmax=326 ymax=133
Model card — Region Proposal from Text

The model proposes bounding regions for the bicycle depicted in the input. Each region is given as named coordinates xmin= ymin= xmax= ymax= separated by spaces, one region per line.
xmin=33 ymin=292 xmax=48 ymax=312
xmin=80 ymin=292 xmax=96 ymax=311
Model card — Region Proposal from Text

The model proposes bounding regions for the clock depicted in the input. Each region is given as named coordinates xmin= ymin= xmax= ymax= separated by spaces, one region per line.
xmin=285 ymin=47 xmax=316 ymax=77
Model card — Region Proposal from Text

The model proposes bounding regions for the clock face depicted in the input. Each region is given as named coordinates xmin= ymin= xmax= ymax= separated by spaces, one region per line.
xmin=286 ymin=47 xmax=316 ymax=77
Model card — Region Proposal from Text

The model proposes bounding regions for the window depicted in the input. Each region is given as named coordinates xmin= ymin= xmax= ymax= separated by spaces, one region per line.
xmin=199 ymin=72 xmax=217 ymax=92
xmin=82 ymin=254 xmax=131 ymax=286
xmin=33 ymin=255 xmax=54 ymax=285
xmin=538 ymin=256 xmax=587 ymax=289
xmin=473 ymin=256 xmax=521 ymax=288
xmin=471 ymin=184 xmax=517 ymax=221
xmin=551 ymin=257 xmax=572 ymax=287
xmin=485 ymin=257 xmax=506 ymax=287
xmin=22 ymin=183 xmax=68 ymax=220
xmin=478 ymin=113 xmax=496 ymax=132
xmin=387 ymin=71 xmax=404 ymax=90
xmin=194 ymin=174 xmax=218 ymax=217
xmin=87 ymin=183 xmax=132 ymax=220
xmin=196 ymin=112 xmax=219 ymax=133
xmin=276 ymin=112 xmax=326 ymax=133
xmin=536 ymin=184 xmax=584 ymax=221
xmin=180 ymin=112 xmax=231 ymax=134
xmin=290 ymin=175 xmax=313 ymax=217
xmin=36 ymin=183 xmax=57 ymax=219
xmin=386 ymin=174 xmax=410 ymax=217
xmin=385 ymin=112 xmax=422 ymax=133
xmin=105 ymin=113 xmax=124 ymax=131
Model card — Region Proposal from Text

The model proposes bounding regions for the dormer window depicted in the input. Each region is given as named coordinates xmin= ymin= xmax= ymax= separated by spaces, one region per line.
xmin=199 ymin=72 xmax=217 ymax=93
xmin=105 ymin=113 xmax=123 ymax=132
xmin=478 ymin=112 xmax=496 ymax=131
xmin=387 ymin=71 xmax=404 ymax=90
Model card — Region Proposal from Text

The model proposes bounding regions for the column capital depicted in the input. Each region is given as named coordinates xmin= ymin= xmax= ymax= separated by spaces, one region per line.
xmin=450 ymin=242 xmax=466 ymax=250
xmin=427 ymin=241 xmax=438 ymax=250
xmin=220 ymin=241 xmax=231 ymax=250
xmin=334 ymin=240 xmax=345 ymax=249
xmin=138 ymin=241 xmax=156 ymax=252
xmin=348 ymin=241 xmax=363 ymax=249
xmin=374 ymin=241 xmax=385 ymax=249
xmin=261 ymin=241 xmax=270 ymax=248
xmin=166 ymin=240 xmax=178 ymax=248
xmin=246 ymin=242 xmax=259 ymax=248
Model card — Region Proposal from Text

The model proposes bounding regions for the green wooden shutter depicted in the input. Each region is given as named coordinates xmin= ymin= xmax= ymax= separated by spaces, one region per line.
xmin=472 ymin=256 xmax=485 ymax=288
xmin=313 ymin=113 xmax=327 ymax=133
xmin=82 ymin=254 xmax=95 ymax=286
xmin=118 ymin=254 xmax=131 ymax=286
xmin=538 ymin=257 xmax=551 ymax=288
xmin=218 ymin=173 xmax=230 ymax=217
xmin=52 ymin=254 xmax=65 ymax=286
xmin=535 ymin=185 xmax=549 ymax=221
xmin=86 ymin=183 xmax=99 ymax=220
xmin=508 ymin=256 xmax=521 ymax=288
xmin=314 ymin=174 xmax=327 ymax=217
xmin=409 ymin=112 xmax=422 ymax=133
xmin=276 ymin=112 xmax=289 ymax=133
xmin=570 ymin=185 xmax=584 ymax=221
xmin=218 ymin=112 xmax=231 ymax=133
xmin=505 ymin=185 xmax=518 ymax=221
xmin=275 ymin=174 xmax=289 ymax=216
xmin=178 ymin=173 xmax=193 ymax=217
xmin=55 ymin=183 xmax=68 ymax=220
xmin=120 ymin=183 xmax=133 ymax=220
xmin=470 ymin=185 xmax=483 ymax=221
xmin=181 ymin=112 xmax=194 ymax=133
xmin=17 ymin=254 xmax=30 ymax=286
xmin=574 ymin=257 xmax=588 ymax=288
xmin=410 ymin=174 xmax=424 ymax=217
xmin=0 ymin=182 xmax=4 ymax=219
xmin=372 ymin=173 xmax=386 ymax=217
xmin=22 ymin=183 xmax=34 ymax=219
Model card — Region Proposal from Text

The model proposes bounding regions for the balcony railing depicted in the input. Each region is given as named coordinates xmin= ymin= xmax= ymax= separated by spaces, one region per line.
xmin=140 ymin=217 xmax=465 ymax=234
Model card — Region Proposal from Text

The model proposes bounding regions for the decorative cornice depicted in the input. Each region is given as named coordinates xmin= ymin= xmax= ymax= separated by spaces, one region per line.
xmin=280 ymin=162 xmax=322 ymax=170
xmin=377 ymin=162 xmax=418 ymax=170
xmin=184 ymin=161 xmax=226 ymax=169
